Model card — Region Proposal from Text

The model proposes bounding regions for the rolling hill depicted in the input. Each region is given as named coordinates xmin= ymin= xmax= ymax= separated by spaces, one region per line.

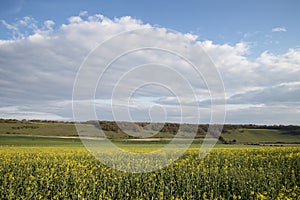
xmin=0 ymin=119 xmax=299 ymax=146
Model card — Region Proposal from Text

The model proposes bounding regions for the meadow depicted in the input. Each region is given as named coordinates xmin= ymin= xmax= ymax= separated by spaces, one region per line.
xmin=0 ymin=146 xmax=299 ymax=199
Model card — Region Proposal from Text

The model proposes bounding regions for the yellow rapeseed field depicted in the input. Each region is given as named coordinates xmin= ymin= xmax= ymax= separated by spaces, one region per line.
xmin=0 ymin=146 xmax=299 ymax=199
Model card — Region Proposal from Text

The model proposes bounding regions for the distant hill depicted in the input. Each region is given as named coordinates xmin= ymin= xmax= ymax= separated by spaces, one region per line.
xmin=0 ymin=118 xmax=299 ymax=144
xmin=221 ymin=128 xmax=300 ymax=145
xmin=0 ymin=118 xmax=77 ymax=137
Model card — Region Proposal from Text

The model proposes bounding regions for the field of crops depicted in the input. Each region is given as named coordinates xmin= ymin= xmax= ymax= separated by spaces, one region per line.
xmin=0 ymin=146 xmax=299 ymax=199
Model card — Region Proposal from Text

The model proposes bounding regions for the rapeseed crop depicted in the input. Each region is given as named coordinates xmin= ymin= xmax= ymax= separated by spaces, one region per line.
xmin=0 ymin=147 xmax=299 ymax=199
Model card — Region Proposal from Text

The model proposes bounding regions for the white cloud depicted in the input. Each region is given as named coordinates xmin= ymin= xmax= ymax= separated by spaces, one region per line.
xmin=68 ymin=16 xmax=83 ymax=24
xmin=184 ymin=33 xmax=198 ymax=41
xmin=0 ymin=12 xmax=299 ymax=124
xmin=0 ymin=106 xmax=68 ymax=121
xmin=0 ymin=16 xmax=37 ymax=39
xmin=0 ymin=19 xmax=18 ymax=31
xmin=43 ymin=20 xmax=55 ymax=31
xmin=272 ymin=27 xmax=287 ymax=32
xmin=79 ymin=11 xmax=88 ymax=17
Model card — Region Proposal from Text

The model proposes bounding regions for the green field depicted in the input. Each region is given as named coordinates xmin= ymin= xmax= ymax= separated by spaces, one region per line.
xmin=222 ymin=128 xmax=300 ymax=144
xmin=1 ymin=120 xmax=300 ymax=146
xmin=0 ymin=121 xmax=77 ymax=136
xmin=0 ymin=134 xmax=83 ymax=146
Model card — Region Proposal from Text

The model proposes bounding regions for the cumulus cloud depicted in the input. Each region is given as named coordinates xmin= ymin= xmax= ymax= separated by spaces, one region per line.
xmin=271 ymin=27 xmax=287 ymax=32
xmin=0 ymin=12 xmax=299 ymax=124
xmin=43 ymin=20 xmax=55 ymax=31
xmin=0 ymin=16 xmax=38 ymax=39
xmin=0 ymin=106 xmax=68 ymax=121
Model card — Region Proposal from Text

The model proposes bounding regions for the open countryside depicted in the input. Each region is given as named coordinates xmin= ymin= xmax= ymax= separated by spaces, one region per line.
xmin=1 ymin=1 xmax=300 ymax=199
xmin=0 ymin=119 xmax=299 ymax=199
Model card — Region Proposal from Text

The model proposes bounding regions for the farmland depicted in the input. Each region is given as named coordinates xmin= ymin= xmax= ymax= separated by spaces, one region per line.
xmin=0 ymin=119 xmax=300 ymax=199
xmin=0 ymin=146 xmax=299 ymax=199
xmin=1 ymin=119 xmax=300 ymax=145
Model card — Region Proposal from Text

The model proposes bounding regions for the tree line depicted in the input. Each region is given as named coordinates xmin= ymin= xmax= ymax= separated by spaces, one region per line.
xmin=1 ymin=118 xmax=299 ymax=135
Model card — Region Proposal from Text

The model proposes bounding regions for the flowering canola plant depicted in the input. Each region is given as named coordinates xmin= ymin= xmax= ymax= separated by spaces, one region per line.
xmin=0 ymin=146 xmax=299 ymax=199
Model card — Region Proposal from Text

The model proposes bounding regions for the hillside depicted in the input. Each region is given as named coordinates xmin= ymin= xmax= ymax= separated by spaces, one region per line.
xmin=0 ymin=119 xmax=300 ymax=145
xmin=221 ymin=128 xmax=300 ymax=144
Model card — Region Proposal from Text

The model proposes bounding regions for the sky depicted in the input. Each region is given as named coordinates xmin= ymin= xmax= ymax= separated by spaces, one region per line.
xmin=0 ymin=0 xmax=300 ymax=124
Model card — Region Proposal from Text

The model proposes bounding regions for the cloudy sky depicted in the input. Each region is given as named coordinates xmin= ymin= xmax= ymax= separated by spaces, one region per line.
xmin=0 ymin=0 xmax=300 ymax=125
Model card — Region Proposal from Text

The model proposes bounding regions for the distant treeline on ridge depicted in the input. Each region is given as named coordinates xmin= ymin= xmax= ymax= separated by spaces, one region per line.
xmin=1 ymin=118 xmax=299 ymax=135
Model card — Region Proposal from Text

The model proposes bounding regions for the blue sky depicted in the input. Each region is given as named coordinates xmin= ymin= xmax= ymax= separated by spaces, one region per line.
xmin=1 ymin=0 xmax=299 ymax=56
xmin=0 ymin=0 xmax=300 ymax=124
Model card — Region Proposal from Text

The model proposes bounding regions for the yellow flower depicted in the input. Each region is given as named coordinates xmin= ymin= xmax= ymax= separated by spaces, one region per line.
xmin=29 ymin=175 xmax=35 ymax=181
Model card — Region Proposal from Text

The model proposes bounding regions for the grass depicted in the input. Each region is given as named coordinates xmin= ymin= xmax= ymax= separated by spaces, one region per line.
xmin=0 ymin=134 xmax=201 ymax=148
xmin=0 ymin=121 xmax=179 ymax=139
xmin=0 ymin=121 xmax=77 ymax=136
xmin=1 ymin=120 xmax=300 ymax=146
xmin=0 ymin=134 xmax=83 ymax=146
xmin=2 ymin=134 xmax=296 ymax=151
xmin=222 ymin=128 xmax=300 ymax=144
